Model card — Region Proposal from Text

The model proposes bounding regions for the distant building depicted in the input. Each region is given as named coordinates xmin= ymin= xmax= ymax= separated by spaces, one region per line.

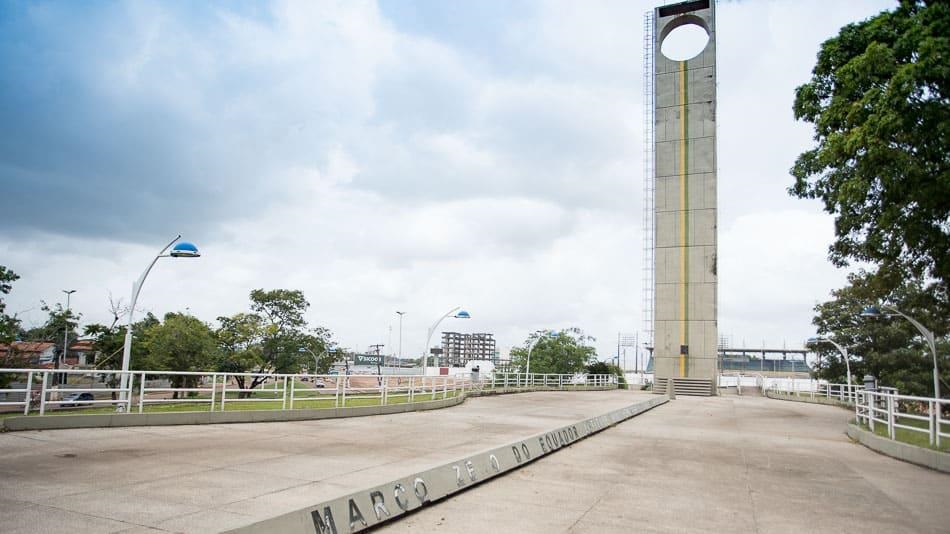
xmin=440 ymin=332 xmax=496 ymax=367
xmin=0 ymin=341 xmax=56 ymax=367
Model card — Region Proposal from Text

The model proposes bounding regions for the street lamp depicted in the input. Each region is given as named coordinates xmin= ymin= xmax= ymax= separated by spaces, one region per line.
xmin=861 ymin=305 xmax=941 ymax=400
xmin=422 ymin=307 xmax=470 ymax=376
xmin=299 ymin=346 xmax=335 ymax=373
xmin=806 ymin=336 xmax=852 ymax=396
xmin=119 ymin=235 xmax=200 ymax=402
xmin=526 ymin=330 xmax=559 ymax=376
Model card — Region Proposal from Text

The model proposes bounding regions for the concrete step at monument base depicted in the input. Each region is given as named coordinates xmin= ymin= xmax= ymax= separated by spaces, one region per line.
xmin=653 ymin=377 xmax=714 ymax=397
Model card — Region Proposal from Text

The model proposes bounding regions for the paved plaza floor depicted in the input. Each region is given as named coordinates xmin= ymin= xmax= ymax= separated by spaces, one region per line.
xmin=2 ymin=391 xmax=948 ymax=533
xmin=0 ymin=390 xmax=647 ymax=533
xmin=382 ymin=394 xmax=950 ymax=534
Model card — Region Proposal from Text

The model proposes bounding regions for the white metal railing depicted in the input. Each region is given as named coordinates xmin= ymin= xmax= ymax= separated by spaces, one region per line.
xmin=765 ymin=381 xmax=899 ymax=405
xmin=0 ymin=369 xmax=616 ymax=417
xmin=488 ymin=373 xmax=617 ymax=390
xmin=855 ymin=389 xmax=949 ymax=448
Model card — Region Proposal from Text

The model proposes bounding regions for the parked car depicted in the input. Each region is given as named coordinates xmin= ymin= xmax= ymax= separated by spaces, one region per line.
xmin=313 ymin=378 xmax=327 ymax=388
xmin=61 ymin=392 xmax=94 ymax=407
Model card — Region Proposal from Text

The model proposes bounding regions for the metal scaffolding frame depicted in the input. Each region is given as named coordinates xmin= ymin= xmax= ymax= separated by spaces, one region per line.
xmin=641 ymin=9 xmax=656 ymax=350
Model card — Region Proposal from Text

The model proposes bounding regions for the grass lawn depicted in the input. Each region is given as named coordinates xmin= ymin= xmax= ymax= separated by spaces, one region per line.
xmin=3 ymin=388 xmax=460 ymax=418
xmin=861 ymin=416 xmax=950 ymax=453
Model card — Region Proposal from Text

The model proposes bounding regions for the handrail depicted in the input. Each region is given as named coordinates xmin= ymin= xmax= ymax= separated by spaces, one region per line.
xmin=854 ymin=389 xmax=948 ymax=448
xmin=0 ymin=369 xmax=617 ymax=417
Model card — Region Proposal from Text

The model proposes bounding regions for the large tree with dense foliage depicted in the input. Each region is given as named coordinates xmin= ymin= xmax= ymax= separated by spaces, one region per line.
xmin=810 ymin=270 xmax=948 ymax=397
xmin=143 ymin=313 xmax=217 ymax=397
xmin=510 ymin=328 xmax=597 ymax=375
xmin=0 ymin=266 xmax=21 ymax=345
xmin=790 ymin=0 xmax=949 ymax=287
xmin=215 ymin=289 xmax=330 ymax=396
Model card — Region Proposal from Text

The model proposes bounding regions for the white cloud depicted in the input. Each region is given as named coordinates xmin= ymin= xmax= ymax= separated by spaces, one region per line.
xmin=0 ymin=0 xmax=896 ymax=362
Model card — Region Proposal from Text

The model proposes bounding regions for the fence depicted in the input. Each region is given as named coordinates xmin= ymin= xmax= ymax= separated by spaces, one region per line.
xmin=0 ymin=369 xmax=617 ymax=417
xmin=855 ymin=389 xmax=949 ymax=448
xmin=765 ymin=380 xmax=899 ymax=404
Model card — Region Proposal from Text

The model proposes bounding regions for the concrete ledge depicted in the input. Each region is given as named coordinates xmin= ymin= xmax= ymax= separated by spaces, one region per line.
xmin=765 ymin=390 xmax=853 ymax=409
xmin=226 ymin=395 xmax=667 ymax=534
xmin=2 ymin=395 xmax=464 ymax=431
xmin=847 ymin=423 xmax=950 ymax=473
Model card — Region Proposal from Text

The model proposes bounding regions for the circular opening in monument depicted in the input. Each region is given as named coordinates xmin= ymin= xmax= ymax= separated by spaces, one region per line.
xmin=660 ymin=22 xmax=709 ymax=61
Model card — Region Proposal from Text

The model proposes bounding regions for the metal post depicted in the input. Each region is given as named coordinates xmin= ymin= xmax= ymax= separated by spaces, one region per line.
xmin=209 ymin=374 xmax=217 ymax=412
xmin=289 ymin=375 xmax=295 ymax=410
xmin=138 ymin=371 xmax=146 ymax=413
xmin=126 ymin=373 xmax=134 ymax=412
xmin=930 ymin=400 xmax=936 ymax=447
xmin=408 ymin=376 xmax=414 ymax=404
xmin=39 ymin=372 xmax=48 ymax=415
xmin=221 ymin=373 xmax=228 ymax=411
xmin=23 ymin=371 xmax=33 ymax=415
xmin=887 ymin=394 xmax=895 ymax=440
xmin=281 ymin=376 xmax=288 ymax=410
xmin=341 ymin=375 xmax=347 ymax=407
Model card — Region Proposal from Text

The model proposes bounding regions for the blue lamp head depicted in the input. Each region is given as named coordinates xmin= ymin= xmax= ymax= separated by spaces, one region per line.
xmin=546 ymin=330 xmax=559 ymax=338
xmin=805 ymin=337 xmax=821 ymax=347
xmin=860 ymin=306 xmax=881 ymax=318
xmin=455 ymin=310 xmax=471 ymax=319
xmin=170 ymin=241 xmax=200 ymax=258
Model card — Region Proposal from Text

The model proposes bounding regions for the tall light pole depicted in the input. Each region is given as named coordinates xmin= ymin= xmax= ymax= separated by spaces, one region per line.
xmin=862 ymin=305 xmax=941 ymax=400
xmin=119 ymin=236 xmax=200 ymax=402
xmin=60 ymin=289 xmax=76 ymax=384
xmin=806 ymin=336 xmax=852 ymax=392
xmin=526 ymin=330 xmax=558 ymax=375
xmin=422 ymin=307 xmax=470 ymax=376
xmin=396 ymin=311 xmax=406 ymax=364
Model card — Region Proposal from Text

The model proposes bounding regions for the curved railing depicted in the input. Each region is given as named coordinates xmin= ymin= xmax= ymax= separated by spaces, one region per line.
xmin=855 ymin=389 xmax=949 ymax=449
xmin=0 ymin=368 xmax=617 ymax=417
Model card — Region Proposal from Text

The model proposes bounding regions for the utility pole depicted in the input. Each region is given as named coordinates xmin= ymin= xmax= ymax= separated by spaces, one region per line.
xmin=396 ymin=311 xmax=406 ymax=366
xmin=60 ymin=290 xmax=76 ymax=386
xmin=369 ymin=344 xmax=385 ymax=385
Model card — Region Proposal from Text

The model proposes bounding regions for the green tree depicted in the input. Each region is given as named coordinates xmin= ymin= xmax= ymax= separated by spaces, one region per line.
xmin=790 ymin=1 xmax=950 ymax=287
xmin=0 ymin=266 xmax=21 ymax=346
xmin=510 ymin=329 xmax=597 ymax=375
xmin=810 ymin=270 xmax=948 ymax=397
xmin=586 ymin=361 xmax=628 ymax=389
xmin=144 ymin=313 xmax=217 ymax=397
xmin=215 ymin=289 xmax=331 ymax=396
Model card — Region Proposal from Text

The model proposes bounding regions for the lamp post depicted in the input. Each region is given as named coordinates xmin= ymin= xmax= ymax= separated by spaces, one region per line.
xmin=526 ymin=330 xmax=559 ymax=376
xmin=60 ymin=289 xmax=76 ymax=385
xmin=119 ymin=235 xmax=200 ymax=402
xmin=861 ymin=305 xmax=941 ymax=400
xmin=396 ymin=311 xmax=406 ymax=364
xmin=299 ymin=346 xmax=335 ymax=373
xmin=806 ymin=336 xmax=852 ymax=397
xmin=422 ymin=307 xmax=470 ymax=376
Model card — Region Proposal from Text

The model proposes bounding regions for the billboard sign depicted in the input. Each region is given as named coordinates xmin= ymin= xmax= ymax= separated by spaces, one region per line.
xmin=354 ymin=353 xmax=383 ymax=366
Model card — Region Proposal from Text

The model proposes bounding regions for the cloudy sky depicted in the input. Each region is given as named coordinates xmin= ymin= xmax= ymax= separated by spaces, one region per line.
xmin=0 ymin=0 xmax=895 ymax=363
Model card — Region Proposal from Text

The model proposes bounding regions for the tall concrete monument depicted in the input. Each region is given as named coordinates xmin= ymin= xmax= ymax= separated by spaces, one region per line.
xmin=652 ymin=0 xmax=717 ymax=396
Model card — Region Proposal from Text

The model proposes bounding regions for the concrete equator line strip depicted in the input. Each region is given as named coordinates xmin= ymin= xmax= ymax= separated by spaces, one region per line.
xmin=225 ymin=396 xmax=668 ymax=534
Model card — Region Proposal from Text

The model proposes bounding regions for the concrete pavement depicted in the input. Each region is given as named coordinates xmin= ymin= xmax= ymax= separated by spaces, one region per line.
xmin=0 ymin=390 xmax=648 ymax=533
xmin=382 ymin=395 xmax=950 ymax=534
